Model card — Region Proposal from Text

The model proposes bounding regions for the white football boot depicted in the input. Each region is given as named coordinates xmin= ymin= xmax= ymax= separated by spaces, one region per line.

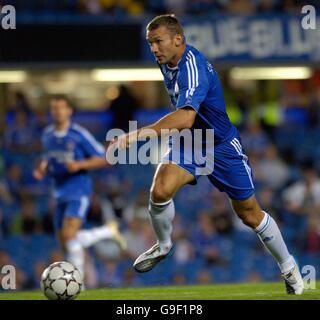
xmin=133 ymin=243 xmax=173 ymax=273
xmin=106 ymin=221 xmax=127 ymax=251
xmin=282 ymin=263 xmax=304 ymax=295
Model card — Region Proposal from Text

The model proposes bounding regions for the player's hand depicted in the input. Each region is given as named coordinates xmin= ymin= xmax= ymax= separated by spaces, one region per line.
xmin=109 ymin=133 xmax=131 ymax=150
xmin=33 ymin=161 xmax=48 ymax=181
xmin=65 ymin=161 xmax=82 ymax=173
xmin=32 ymin=168 xmax=46 ymax=181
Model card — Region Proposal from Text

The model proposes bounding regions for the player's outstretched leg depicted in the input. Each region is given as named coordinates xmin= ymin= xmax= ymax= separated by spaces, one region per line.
xmin=58 ymin=217 xmax=85 ymax=278
xmin=133 ymin=163 xmax=194 ymax=273
xmin=133 ymin=199 xmax=175 ymax=273
xmin=231 ymin=195 xmax=304 ymax=294
xmin=76 ymin=221 xmax=127 ymax=250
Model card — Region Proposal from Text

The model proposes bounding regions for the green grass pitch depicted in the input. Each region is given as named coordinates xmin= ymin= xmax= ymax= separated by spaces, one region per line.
xmin=0 ymin=281 xmax=319 ymax=300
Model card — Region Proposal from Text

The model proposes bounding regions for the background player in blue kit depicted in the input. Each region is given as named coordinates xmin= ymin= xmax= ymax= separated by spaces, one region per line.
xmin=109 ymin=15 xmax=304 ymax=294
xmin=33 ymin=96 xmax=126 ymax=281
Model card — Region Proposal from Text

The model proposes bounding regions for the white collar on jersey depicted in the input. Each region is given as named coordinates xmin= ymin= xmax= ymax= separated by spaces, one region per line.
xmin=53 ymin=128 xmax=68 ymax=137
xmin=53 ymin=122 xmax=71 ymax=137
xmin=166 ymin=65 xmax=178 ymax=71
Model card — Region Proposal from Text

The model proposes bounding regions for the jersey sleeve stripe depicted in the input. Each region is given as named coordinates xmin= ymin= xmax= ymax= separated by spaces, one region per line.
xmin=185 ymin=59 xmax=192 ymax=98
xmin=187 ymin=54 xmax=196 ymax=94
xmin=72 ymin=124 xmax=105 ymax=154
xmin=189 ymin=51 xmax=199 ymax=87
xmin=186 ymin=51 xmax=199 ymax=99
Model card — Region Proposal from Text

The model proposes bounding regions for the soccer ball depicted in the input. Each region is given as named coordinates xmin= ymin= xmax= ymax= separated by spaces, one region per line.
xmin=40 ymin=261 xmax=83 ymax=300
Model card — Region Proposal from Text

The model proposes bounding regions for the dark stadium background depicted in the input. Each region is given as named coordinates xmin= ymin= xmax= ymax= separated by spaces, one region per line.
xmin=0 ymin=0 xmax=319 ymax=291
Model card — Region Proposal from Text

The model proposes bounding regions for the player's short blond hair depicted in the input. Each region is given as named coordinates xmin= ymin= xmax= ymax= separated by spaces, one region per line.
xmin=146 ymin=14 xmax=184 ymax=37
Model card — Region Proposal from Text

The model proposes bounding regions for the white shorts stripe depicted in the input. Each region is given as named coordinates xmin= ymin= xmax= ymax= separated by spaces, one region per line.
xmin=230 ymin=139 xmax=254 ymax=189
xmin=79 ymin=196 xmax=90 ymax=218
xmin=230 ymin=139 xmax=241 ymax=154
xmin=233 ymin=138 xmax=243 ymax=153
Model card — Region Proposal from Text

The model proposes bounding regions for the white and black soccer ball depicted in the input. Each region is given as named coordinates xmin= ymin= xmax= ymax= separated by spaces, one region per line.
xmin=40 ymin=261 xmax=83 ymax=300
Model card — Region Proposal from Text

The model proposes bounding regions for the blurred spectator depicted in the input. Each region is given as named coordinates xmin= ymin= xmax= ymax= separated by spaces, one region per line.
xmin=186 ymin=0 xmax=217 ymax=15
xmin=212 ymin=213 xmax=233 ymax=235
xmin=277 ymin=0 xmax=304 ymax=14
xmin=0 ymin=208 xmax=10 ymax=238
xmin=86 ymin=194 xmax=105 ymax=226
xmin=121 ymin=267 xmax=142 ymax=287
xmin=9 ymin=91 xmax=32 ymax=114
xmin=32 ymin=110 xmax=50 ymax=138
xmin=123 ymin=218 xmax=151 ymax=259
xmin=5 ymin=164 xmax=27 ymax=201
xmin=122 ymin=189 xmax=149 ymax=224
xmin=256 ymin=0 xmax=277 ymax=13
xmin=246 ymin=270 xmax=263 ymax=283
xmin=173 ymin=236 xmax=195 ymax=265
xmin=99 ymin=259 xmax=122 ymax=287
xmin=254 ymin=144 xmax=290 ymax=191
xmin=282 ymin=162 xmax=320 ymax=216
xmin=306 ymin=95 xmax=320 ymax=128
xmin=192 ymin=212 xmax=227 ymax=266
xmin=99 ymin=184 xmax=127 ymax=221
xmin=108 ymin=85 xmax=139 ymax=131
xmin=164 ymin=0 xmax=188 ymax=15
xmin=226 ymin=0 xmax=256 ymax=14
xmin=256 ymin=188 xmax=280 ymax=221
xmin=49 ymin=250 xmax=64 ymax=264
xmin=172 ymin=273 xmax=187 ymax=286
xmin=32 ymin=261 xmax=47 ymax=288
xmin=196 ymin=269 xmax=213 ymax=285
xmin=172 ymin=213 xmax=190 ymax=240
xmin=210 ymin=191 xmax=234 ymax=235
xmin=41 ymin=204 xmax=55 ymax=235
xmin=241 ymin=122 xmax=271 ymax=156
xmin=0 ymin=250 xmax=30 ymax=290
xmin=4 ymin=110 xmax=38 ymax=155
xmin=79 ymin=0 xmax=104 ymax=14
xmin=0 ymin=179 xmax=14 ymax=205
xmin=304 ymin=214 xmax=320 ymax=254
xmin=84 ymin=252 xmax=99 ymax=289
xmin=11 ymin=198 xmax=41 ymax=235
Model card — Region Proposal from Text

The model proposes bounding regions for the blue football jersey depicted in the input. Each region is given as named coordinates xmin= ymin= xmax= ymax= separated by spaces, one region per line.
xmin=159 ymin=44 xmax=238 ymax=144
xmin=41 ymin=123 xmax=105 ymax=200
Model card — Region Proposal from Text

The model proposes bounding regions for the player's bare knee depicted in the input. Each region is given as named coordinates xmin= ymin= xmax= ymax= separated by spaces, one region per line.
xmin=237 ymin=210 xmax=256 ymax=227
xmin=150 ymin=183 xmax=173 ymax=203
xmin=235 ymin=206 xmax=261 ymax=228
xmin=60 ymin=228 xmax=77 ymax=244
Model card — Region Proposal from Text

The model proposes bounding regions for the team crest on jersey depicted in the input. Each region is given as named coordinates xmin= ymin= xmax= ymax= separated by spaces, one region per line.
xmin=67 ymin=141 xmax=75 ymax=151
xmin=207 ymin=61 xmax=214 ymax=74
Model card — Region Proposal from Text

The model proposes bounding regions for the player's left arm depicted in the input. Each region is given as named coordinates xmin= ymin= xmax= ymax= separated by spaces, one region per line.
xmin=110 ymin=107 xmax=197 ymax=150
xmin=66 ymin=128 xmax=108 ymax=173
xmin=66 ymin=156 xmax=107 ymax=173
xmin=141 ymin=106 xmax=197 ymax=135
xmin=112 ymin=57 xmax=209 ymax=150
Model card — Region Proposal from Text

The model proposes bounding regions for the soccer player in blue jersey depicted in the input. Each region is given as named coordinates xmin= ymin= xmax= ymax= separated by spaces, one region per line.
xmin=109 ymin=15 xmax=304 ymax=294
xmin=33 ymin=96 xmax=126 ymax=280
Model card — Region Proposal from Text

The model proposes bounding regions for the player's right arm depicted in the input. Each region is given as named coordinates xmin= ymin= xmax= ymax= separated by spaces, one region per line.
xmin=33 ymin=159 xmax=48 ymax=181
xmin=110 ymin=56 xmax=208 ymax=150
xmin=33 ymin=128 xmax=49 ymax=181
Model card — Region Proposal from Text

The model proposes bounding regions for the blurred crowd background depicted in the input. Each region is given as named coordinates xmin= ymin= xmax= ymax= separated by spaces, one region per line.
xmin=0 ymin=1 xmax=319 ymax=290
xmin=4 ymin=0 xmax=319 ymax=16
